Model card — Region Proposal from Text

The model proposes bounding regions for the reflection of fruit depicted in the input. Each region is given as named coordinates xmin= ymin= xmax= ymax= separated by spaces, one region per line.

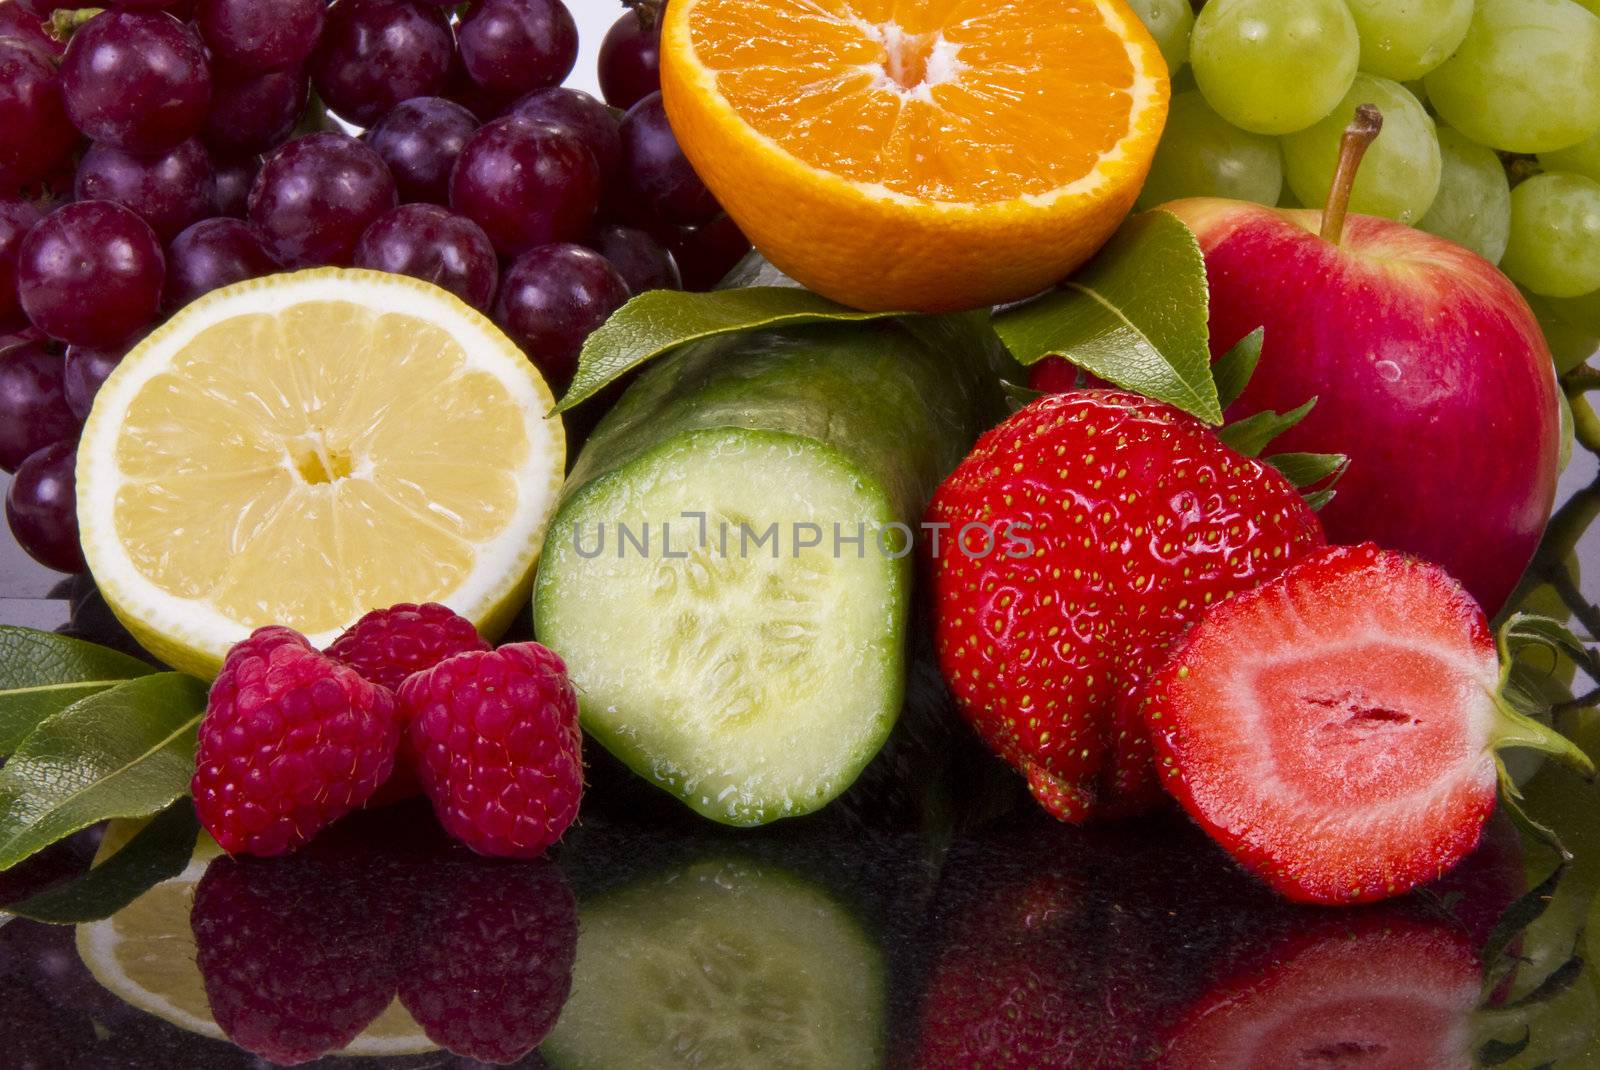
xmin=659 ymin=0 xmax=1169 ymax=311
xmin=192 ymin=627 xmax=400 ymax=856
xmin=399 ymin=858 xmax=577 ymax=1064
xmin=926 ymin=391 xmax=1324 ymax=821
xmin=1167 ymin=190 xmax=1559 ymax=616
xmin=77 ymin=821 xmax=432 ymax=1059
xmin=75 ymin=268 xmax=566 ymax=677
xmin=916 ymin=814 xmax=1275 ymax=1070
xmin=1145 ymin=543 xmax=1587 ymax=905
xmin=1162 ymin=910 xmax=1481 ymax=1069
xmin=191 ymin=851 xmax=401 ymax=1065
xmin=542 ymin=856 xmax=884 ymax=1070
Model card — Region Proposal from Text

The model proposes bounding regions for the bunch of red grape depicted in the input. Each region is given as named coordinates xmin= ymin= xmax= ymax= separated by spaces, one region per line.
xmin=0 ymin=0 xmax=749 ymax=576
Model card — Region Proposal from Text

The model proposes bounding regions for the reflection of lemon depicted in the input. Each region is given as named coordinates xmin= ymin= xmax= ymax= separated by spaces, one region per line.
xmin=75 ymin=819 xmax=435 ymax=1058
xmin=77 ymin=268 xmax=566 ymax=678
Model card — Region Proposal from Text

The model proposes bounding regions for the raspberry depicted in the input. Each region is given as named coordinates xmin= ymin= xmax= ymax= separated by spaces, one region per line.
xmin=399 ymin=642 xmax=583 ymax=859
xmin=192 ymin=627 xmax=400 ymax=857
xmin=324 ymin=602 xmax=491 ymax=693
xmin=191 ymin=850 xmax=400 ymax=1066
xmin=399 ymin=858 xmax=577 ymax=1063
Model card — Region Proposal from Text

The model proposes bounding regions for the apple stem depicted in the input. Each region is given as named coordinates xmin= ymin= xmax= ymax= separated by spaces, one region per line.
xmin=1319 ymin=104 xmax=1384 ymax=246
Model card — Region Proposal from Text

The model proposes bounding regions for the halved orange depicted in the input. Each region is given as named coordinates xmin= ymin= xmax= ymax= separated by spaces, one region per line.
xmin=661 ymin=0 xmax=1170 ymax=312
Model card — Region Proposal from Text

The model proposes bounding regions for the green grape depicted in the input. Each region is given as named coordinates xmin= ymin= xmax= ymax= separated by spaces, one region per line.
xmin=1424 ymin=0 xmax=1600 ymax=154
xmin=1500 ymin=173 xmax=1600 ymax=298
xmin=1540 ymin=134 xmax=1600 ymax=183
xmin=1126 ymin=0 xmax=1195 ymax=73
xmin=1190 ymin=0 xmax=1359 ymax=136
xmin=1344 ymin=0 xmax=1474 ymax=82
xmin=1282 ymin=75 xmax=1442 ymax=224
xmin=1525 ymin=290 xmax=1600 ymax=375
xmin=1549 ymin=288 xmax=1600 ymax=334
xmin=1134 ymin=92 xmax=1283 ymax=209
xmin=1417 ymin=127 xmax=1513 ymax=262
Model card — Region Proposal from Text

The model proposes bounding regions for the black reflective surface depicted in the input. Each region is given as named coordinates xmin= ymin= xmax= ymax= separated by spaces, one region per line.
xmin=2 ymin=456 xmax=1600 ymax=1068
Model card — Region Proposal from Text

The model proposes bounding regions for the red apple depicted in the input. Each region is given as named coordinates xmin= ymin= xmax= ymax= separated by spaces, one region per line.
xmin=1164 ymin=109 xmax=1558 ymax=615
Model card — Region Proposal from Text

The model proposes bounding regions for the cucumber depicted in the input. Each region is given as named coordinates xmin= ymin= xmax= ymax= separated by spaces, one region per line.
xmin=540 ymin=857 xmax=885 ymax=1070
xmin=533 ymin=322 xmax=993 ymax=825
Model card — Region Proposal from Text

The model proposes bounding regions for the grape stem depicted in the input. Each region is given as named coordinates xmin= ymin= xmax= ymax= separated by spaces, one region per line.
xmin=1319 ymin=104 xmax=1383 ymax=246
xmin=47 ymin=7 xmax=104 ymax=42
xmin=622 ymin=0 xmax=665 ymax=31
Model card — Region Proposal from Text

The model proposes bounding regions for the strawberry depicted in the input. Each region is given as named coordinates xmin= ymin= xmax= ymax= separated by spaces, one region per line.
xmin=925 ymin=390 xmax=1326 ymax=821
xmin=1144 ymin=542 xmax=1594 ymax=905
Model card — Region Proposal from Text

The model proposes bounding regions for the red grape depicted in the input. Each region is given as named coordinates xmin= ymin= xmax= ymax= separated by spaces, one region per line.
xmin=164 ymin=217 xmax=279 ymax=310
xmin=457 ymin=0 xmax=577 ymax=99
xmin=366 ymin=97 xmax=478 ymax=205
xmin=0 ymin=39 xmax=78 ymax=190
xmin=0 ymin=341 xmax=78 ymax=473
xmin=620 ymin=92 xmax=721 ymax=226
xmin=0 ymin=3 xmax=60 ymax=56
xmin=13 ymin=0 xmax=69 ymax=17
xmin=7 ymin=440 xmax=85 ymax=574
xmin=60 ymin=11 xmax=212 ymax=154
xmin=196 ymin=0 xmax=325 ymax=72
xmin=63 ymin=340 xmax=134 ymax=421
xmin=311 ymin=0 xmax=454 ymax=127
xmin=75 ymin=138 xmax=215 ymax=242
xmin=211 ymin=154 xmax=259 ymax=217
xmin=509 ymin=87 xmax=622 ymax=177
xmin=597 ymin=5 xmax=661 ymax=111
xmin=450 ymin=116 xmax=600 ymax=257
xmin=204 ymin=67 xmax=310 ymax=156
xmin=583 ymin=224 xmax=680 ymax=295
xmin=0 ymin=199 xmax=44 ymax=333
xmin=248 ymin=132 xmax=398 ymax=267
xmin=653 ymin=213 xmax=751 ymax=291
xmin=355 ymin=204 xmax=498 ymax=311
xmin=18 ymin=202 xmax=165 ymax=348
xmin=493 ymin=242 xmax=628 ymax=388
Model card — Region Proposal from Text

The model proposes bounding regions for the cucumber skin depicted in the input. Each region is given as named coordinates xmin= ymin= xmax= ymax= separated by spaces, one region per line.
xmin=534 ymin=322 xmax=999 ymax=825
xmin=560 ymin=322 xmax=993 ymax=522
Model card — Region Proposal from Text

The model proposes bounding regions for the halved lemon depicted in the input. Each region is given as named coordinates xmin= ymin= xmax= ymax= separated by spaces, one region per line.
xmin=76 ymin=820 xmax=435 ymax=1058
xmin=77 ymin=269 xmax=565 ymax=678
xmin=660 ymin=0 xmax=1171 ymax=312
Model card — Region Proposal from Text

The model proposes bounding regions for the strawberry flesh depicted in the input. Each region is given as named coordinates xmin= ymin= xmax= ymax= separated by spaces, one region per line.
xmin=1145 ymin=543 xmax=1508 ymax=904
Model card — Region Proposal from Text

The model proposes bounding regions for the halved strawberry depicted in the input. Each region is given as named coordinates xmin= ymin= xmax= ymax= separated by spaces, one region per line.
xmin=1145 ymin=543 xmax=1593 ymax=905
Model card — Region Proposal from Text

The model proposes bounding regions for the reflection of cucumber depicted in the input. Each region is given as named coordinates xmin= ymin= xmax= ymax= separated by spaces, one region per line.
xmin=534 ymin=323 xmax=993 ymax=825
xmin=541 ymin=858 xmax=884 ymax=1070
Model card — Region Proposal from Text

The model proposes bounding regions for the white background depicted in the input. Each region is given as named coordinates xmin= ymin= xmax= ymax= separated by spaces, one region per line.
xmin=569 ymin=2 xmax=625 ymax=98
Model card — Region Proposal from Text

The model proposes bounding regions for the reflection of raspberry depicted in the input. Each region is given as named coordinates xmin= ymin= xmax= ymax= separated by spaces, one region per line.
xmin=192 ymin=627 xmax=400 ymax=856
xmin=191 ymin=851 xmax=400 ymax=1066
xmin=399 ymin=859 xmax=577 ymax=1064
xmin=399 ymin=643 xmax=583 ymax=859
xmin=325 ymin=602 xmax=490 ymax=693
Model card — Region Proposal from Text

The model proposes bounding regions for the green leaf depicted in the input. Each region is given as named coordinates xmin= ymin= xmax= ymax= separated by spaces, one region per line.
xmin=4 ymin=801 xmax=198 ymax=924
xmin=0 ymin=628 xmax=156 ymax=757
xmin=991 ymin=210 xmax=1220 ymax=424
xmin=1302 ymin=488 xmax=1338 ymax=512
xmin=1265 ymin=451 xmax=1350 ymax=491
xmin=1215 ymin=398 xmax=1317 ymax=457
xmin=555 ymin=288 xmax=901 ymax=413
xmin=0 ymin=673 xmax=207 ymax=872
xmin=1212 ymin=328 xmax=1264 ymax=409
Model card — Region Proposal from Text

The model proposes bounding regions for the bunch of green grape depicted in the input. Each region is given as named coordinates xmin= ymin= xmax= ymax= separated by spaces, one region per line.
xmin=1126 ymin=0 xmax=1600 ymax=349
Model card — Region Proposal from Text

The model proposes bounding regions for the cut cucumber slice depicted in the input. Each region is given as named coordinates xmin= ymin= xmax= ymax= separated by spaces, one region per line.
xmin=540 ymin=858 xmax=885 ymax=1070
xmin=535 ymin=324 xmax=995 ymax=825
xmin=538 ymin=428 xmax=902 ymax=825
